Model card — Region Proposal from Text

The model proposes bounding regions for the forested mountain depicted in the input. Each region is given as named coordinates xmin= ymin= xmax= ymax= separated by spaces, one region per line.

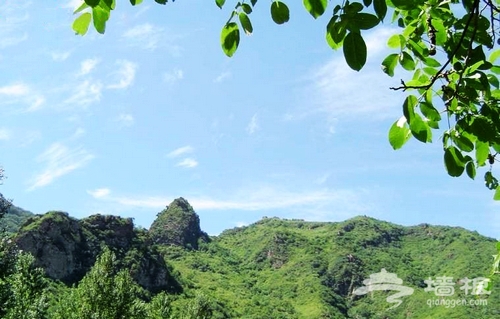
xmin=1 ymin=198 xmax=499 ymax=318
xmin=0 ymin=204 xmax=33 ymax=234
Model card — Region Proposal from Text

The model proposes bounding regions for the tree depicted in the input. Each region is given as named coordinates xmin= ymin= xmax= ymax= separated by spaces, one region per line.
xmin=50 ymin=247 xmax=145 ymax=319
xmin=0 ymin=249 xmax=49 ymax=319
xmin=71 ymin=0 xmax=500 ymax=199
xmin=0 ymin=168 xmax=12 ymax=221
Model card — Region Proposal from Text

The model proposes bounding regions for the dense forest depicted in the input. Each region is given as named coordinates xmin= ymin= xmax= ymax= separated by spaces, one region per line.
xmin=0 ymin=197 xmax=499 ymax=318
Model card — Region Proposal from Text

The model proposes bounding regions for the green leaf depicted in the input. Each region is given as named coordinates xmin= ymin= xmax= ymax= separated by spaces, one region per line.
xmin=373 ymin=0 xmax=387 ymax=21
xmin=387 ymin=34 xmax=400 ymax=48
xmin=489 ymin=49 xmax=500 ymax=63
xmin=84 ymin=0 xmax=100 ymax=7
xmin=348 ymin=13 xmax=379 ymax=30
xmin=444 ymin=146 xmax=465 ymax=177
xmin=343 ymin=31 xmax=366 ymax=71
xmin=74 ymin=2 xmax=90 ymax=14
xmin=221 ymin=22 xmax=240 ymax=57
xmin=402 ymin=95 xmax=417 ymax=124
xmin=409 ymin=113 xmax=431 ymax=143
xmin=423 ymin=57 xmax=441 ymax=67
xmin=485 ymin=171 xmax=499 ymax=190
xmin=476 ymin=140 xmax=489 ymax=166
xmin=239 ymin=13 xmax=253 ymax=35
xmin=241 ymin=3 xmax=253 ymax=13
xmin=388 ymin=117 xmax=411 ymax=150
xmin=363 ymin=0 xmax=372 ymax=6
xmin=466 ymin=161 xmax=476 ymax=179
xmin=326 ymin=18 xmax=346 ymax=50
xmin=130 ymin=0 xmax=143 ymax=5
xmin=495 ymin=186 xmax=500 ymax=200
xmin=303 ymin=0 xmax=327 ymax=19
xmin=381 ymin=53 xmax=398 ymax=77
xmin=92 ymin=5 xmax=110 ymax=34
xmin=399 ymin=51 xmax=415 ymax=71
xmin=271 ymin=1 xmax=290 ymax=25
xmin=451 ymin=131 xmax=474 ymax=152
xmin=216 ymin=0 xmax=225 ymax=9
xmin=470 ymin=116 xmax=496 ymax=142
xmin=73 ymin=13 xmax=92 ymax=36
xmin=251 ymin=0 xmax=258 ymax=6
xmin=419 ymin=102 xmax=441 ymax=121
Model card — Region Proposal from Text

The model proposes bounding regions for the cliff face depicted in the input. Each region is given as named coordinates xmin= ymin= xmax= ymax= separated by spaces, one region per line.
xmin=14 ymin=212 xmax=179 ymax=293
xmin=149 ymin=197 xmax=209 ymax=249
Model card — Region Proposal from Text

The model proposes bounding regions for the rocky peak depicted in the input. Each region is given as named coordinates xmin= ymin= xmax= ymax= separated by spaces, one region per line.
xmin=149 ymin=197 xmax=209 ymax=249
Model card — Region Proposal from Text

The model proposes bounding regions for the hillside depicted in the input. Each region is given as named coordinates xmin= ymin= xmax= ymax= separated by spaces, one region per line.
xmin=0 ymin=204 xmax=33 ymax=234
xmin=6 ymin=199 xmax=500 ymax=318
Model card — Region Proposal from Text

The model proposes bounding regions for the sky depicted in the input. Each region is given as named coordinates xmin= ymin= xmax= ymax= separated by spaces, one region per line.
xmin=0 ymin=0 xmax=498 ymax=238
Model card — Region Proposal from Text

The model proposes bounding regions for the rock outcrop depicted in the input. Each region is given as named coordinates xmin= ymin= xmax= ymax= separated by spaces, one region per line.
xmin=15 ymin=211 xmax=180 ymax=293
xmin=149 ymin=197 xmax=209 ymax=249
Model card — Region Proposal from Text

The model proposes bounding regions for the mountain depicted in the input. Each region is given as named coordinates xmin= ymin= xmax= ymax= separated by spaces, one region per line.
xmin=0 ymin=204 xmax=33 ymax=234
xmin=8 ymin=199 xmax=500 ymax=318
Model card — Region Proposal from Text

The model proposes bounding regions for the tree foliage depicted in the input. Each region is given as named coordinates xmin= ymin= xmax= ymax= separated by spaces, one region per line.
xmin=72 ymin=0 xmax=500 ymax=199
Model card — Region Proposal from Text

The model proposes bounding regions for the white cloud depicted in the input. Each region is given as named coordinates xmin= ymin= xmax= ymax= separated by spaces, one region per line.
xmin=107 ymin=60 xmax=137 ymax=89
xmin=79 ymin=58 xmax=100 ymax=76
xmin=65 ymin=80 xmax=102 ymax=106
xmin=176 ymin=158 xmax=198 ymax=168
xmin=122 ymin=23 xmax=182 ymax=55
xmin=0 ymin=4 xmax=29 ymax=49
xmin=214 ymin=71 xmax=231 ymax=83
xmin=288 ymin=27 xmax=401 ymax=131
xmin=28 ymin=143 xmax=95 ymax=191
xmin=167 ymin=145 xmax=194 ymax=158
xmin=87 ymin=188 xmax=111 ymax=199
xmin=116 ymin=113 xmax=135 ymax=127
xmin=0 ymin=83 xmax=45 ymax=112
xmin=71 ymin=127 xmax=86 ymax=139
xmin=163 ymin=69 xmax=183 ymax=84
xmin=51 ymin=51 xmax=71 ymax=61
xmin=25 ymin=95 xmax=45 ymax=112
xmin=0 ymin=128 xmax=11 ymax=141
xmin=0 ymin=83 xmax=30 ymax=96
xmin=89 ymin=186 xmax=372 ymax=220
xmin=122 ymin=24 xmax=163 ymax=50
xmin=246 ymin=113 xmax=259 ymax=135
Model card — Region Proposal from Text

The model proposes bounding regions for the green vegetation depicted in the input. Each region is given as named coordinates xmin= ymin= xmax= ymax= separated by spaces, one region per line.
xmin=70 ymin=0 xmax=500 ymax=199
xmin=2 ymin=199 xmax=499 ymax=318
xmin=0 ymin=205 xmax=33 ymax=234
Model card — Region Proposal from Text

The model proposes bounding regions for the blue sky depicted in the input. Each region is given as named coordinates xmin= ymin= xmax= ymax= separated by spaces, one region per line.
xmin=0 ymin=0 xmax=498 ymax=238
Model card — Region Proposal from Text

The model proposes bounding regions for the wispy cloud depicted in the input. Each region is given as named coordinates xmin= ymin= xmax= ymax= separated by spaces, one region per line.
xmin=107 ymin=60 xmax=137 ymax=89
xmin=163 ymin=69 xmax=183 ymax=84
xmin=87 ymin=188 xmax=111 ymax=199
xmin=88 ymin=186 xmax=372 ymax=220
xmin=116 ymin=113 xmax=134 ymax=127
xmin=246 ymin=113 xmax=259 ymax=135
xmin=167 ymin=145 xmax=194 ymax=158
xmin=176 ymin=158 xmax=198 ymax=168
xmin=122 ymin=23 xmax=182 ymax=55
xmin=51 ymin=51 xmax=71 ymax=62
xmin=0 ymin=83 xmax=30 ymax=96
xmin=214 ymin=71 xmax=231 ymax=83
xmin=65 ymin=80 xmax=103 ymax=106
xmin=122 ymin=24 xmax=163 ymax=50
xmin=28 ymin=142 xmax=94 ymax=191
xmin=0 ymin=83 xmax=45 ymax=112
xmin=0 ymin=2 xmax=30 ymax=48
xmin=0 ymin=128 xmax=11 ymax=141
xmin=79 ymin=58 xmax=100 ymax=76
xmin=287 ymin=27 xmax=400 ymax=132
